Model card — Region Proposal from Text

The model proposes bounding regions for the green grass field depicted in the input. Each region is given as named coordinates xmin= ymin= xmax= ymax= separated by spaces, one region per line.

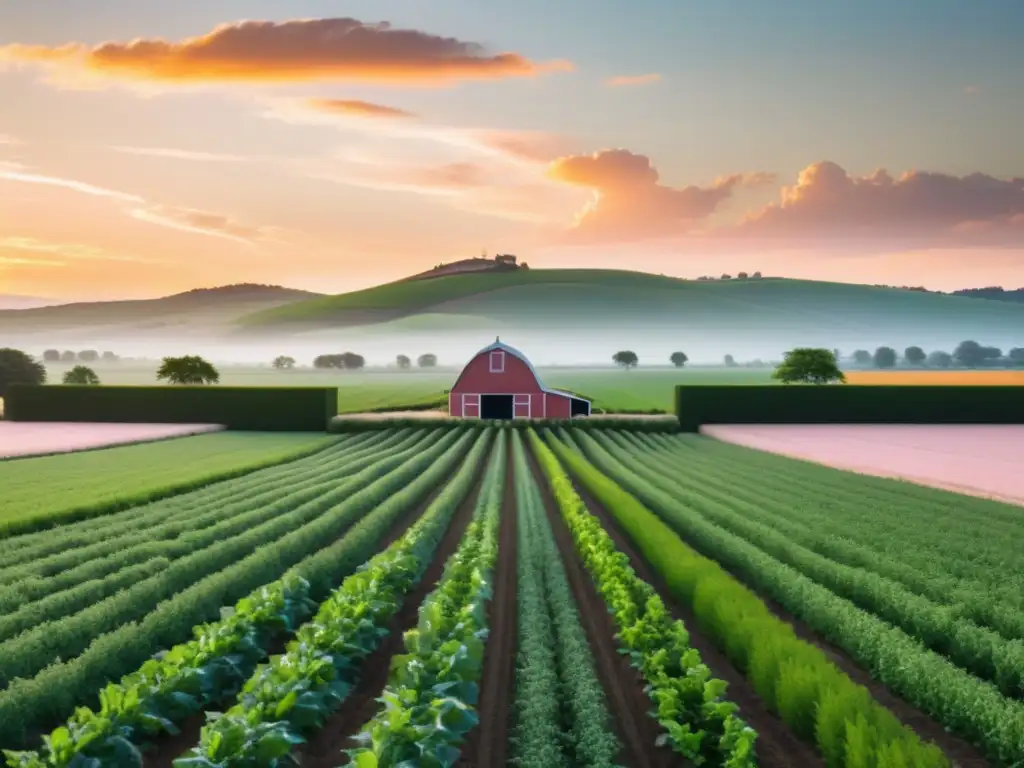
xmin=40 ymin=362 xmax=774 ymax=413
xmin=0 ymin=431 xmax=337 ymax=536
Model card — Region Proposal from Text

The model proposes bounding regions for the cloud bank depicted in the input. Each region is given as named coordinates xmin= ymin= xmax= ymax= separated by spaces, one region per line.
xmin=0 ymin=18 xmax=572 ymax=87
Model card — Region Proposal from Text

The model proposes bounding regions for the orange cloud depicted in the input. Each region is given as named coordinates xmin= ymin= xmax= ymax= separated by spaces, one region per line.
xmin=548 ymin=148 xmax=775 ymax=242
xmin=734 ymin=161 xmax=1024 ymax=248
xmin=305 ymin=98 xmax=415 ymax=119
xmin=605 ymin=73 xmax=661 ymax=87
xmin=130 ymin=205 xmax=279 ymax=243
xmin=0 ymin=18 xmax=572 ymax=86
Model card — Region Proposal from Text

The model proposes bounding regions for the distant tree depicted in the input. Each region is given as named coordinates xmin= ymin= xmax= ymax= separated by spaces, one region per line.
xmin=313 ymin=354 xmax=341 ymax=369
xmin=272 ymin=355 xmax=296 ymax=370
xmin=0 ymin=348 xmax=47 ymax=398
xmin=60 ymin=350 xmax=76 ymax=362
xmin=43 ymin=349 xmax=60 ymax=362
xmin=612 ymin=350 xmax=639 ymax=370
xmin=873 ymin=347 xmax=897 ymax=369
xmin=953 ymin=340 xmax=985 ymax=368
xmin=852 ymin=349 xmax=872 ymax=365
xmin=751 ymin=271 xmax=762 ymax=278
xmin=670 ymin=351 xmax=689 ymax=368
xmin=832 ymin=349 xmax=842 ymax=361
xmin=927 ymin=350 xmax=953 ymax=368
xmin=417 ymin=353 xmax=438 ymax=368
xmin=721 ymin=274 xmax=732 ymax=280
xmin=772 ymin=348 xmax=846 ymax=385
xmin=340 ymin=352 xmax=365 ymax=370
xmin=78 ymin=350 xmax=99 ymax=362
xmin=724 ymin=354 xmax=737 ymax=367
xmin=904 ymin=346 xmax=926 ymax=366
xmin=396 ymin=354 xmax=411 ymax=369
xmin=101 ymin=351 xmax=119 ymax=362
xmin=981 ymin=346 xmax=1003 ymax=362
xmin=737 ymin=271 xmax=749 ymax=279
xmin=156 ymin=355 xmax=220 ymax=385
xmin=63 ymin=365 xmax=100 ymax=385
xmin=1007 ymin=347 xmax=1024 ymax=364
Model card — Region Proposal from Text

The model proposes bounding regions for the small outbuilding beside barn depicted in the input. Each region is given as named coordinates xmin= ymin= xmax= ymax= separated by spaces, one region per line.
xmin=448 ymin=338 xmax=591 ymax=419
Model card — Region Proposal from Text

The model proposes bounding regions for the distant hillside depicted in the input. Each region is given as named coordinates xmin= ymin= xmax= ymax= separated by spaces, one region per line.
xmin=0 ymin=283 xmax=322 ymax=339
xmin=951 ymin=287 xmax=1024 ymax=303
xmin=237 ymin=269 xmax=1024 ymax=351
xmin=0 ymin=295 xmax=61 ymax=310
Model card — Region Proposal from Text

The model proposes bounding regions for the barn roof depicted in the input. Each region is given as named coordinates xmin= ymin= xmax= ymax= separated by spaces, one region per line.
xmin=468 ymin=338 xmax=590 ymax=403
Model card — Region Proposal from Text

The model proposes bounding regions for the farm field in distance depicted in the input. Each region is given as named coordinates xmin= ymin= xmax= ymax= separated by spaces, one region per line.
xmin=0 ymin=422 xmax=1020 ymax=767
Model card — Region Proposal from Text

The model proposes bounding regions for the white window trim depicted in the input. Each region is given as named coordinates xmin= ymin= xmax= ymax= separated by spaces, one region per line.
xmin=462 ymin=393 xmax=480 ymax=418
xmin=489 ymin=350 xmax=505 ymax=373
xmin=513 ymin=393 xmax=531 ymax=419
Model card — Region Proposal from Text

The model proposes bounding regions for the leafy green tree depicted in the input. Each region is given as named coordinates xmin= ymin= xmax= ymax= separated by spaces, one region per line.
xmin=873 ymin=347 xmax=897 ymax=369
xmin=612 ymin=350 xmax=638 ymax=369
xmin=772 ymin=348 xmax=846 ymax=384
xmin=0 ymin=348 xmax=47 ymax=398
xmin=953 ymin=340 xmax=984 ymax=367
xmin=852 ymin=349 xmax=872 ymax=365
xmin=340 ymin=352 xmax=365 ymax=370
xmin=272 ymin=355 xmax=296 ymax=370
xmin=904 ymin=346 xmax=926 ymax=366
xmin=156 ymin=355 xmax=220 ymax=385
xmin=927 ymin=350 xmax=953 ymax=368
xmin=63 ymin=365 xmax=100 ymax=385
xmin=396 ymin=354 xmax=411 ymax=369
xmin=669 ymin=351 xmax=688 ymax=368
xmin=417 ymin=354 xmax=437 ymax=368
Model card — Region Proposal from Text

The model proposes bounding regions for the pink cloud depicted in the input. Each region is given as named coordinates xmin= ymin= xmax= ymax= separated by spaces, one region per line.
xmin=605 ymin=73 xmax=661 ymax=87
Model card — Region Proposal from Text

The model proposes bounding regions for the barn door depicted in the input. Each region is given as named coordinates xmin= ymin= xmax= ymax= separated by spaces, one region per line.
xmin=462 ymin=394 xmax=480 ymax=418
xmin=513 ymin=394 xmax=531 ymax=419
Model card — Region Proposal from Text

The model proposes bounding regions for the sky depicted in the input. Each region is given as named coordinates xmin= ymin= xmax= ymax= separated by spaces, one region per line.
xmin=1 ymin=0 xmax=1023 ymax=301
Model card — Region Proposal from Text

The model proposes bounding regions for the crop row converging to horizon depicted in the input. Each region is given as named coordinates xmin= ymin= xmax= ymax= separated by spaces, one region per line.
xmin=1 ymin=422 xmax=1021 ymax=767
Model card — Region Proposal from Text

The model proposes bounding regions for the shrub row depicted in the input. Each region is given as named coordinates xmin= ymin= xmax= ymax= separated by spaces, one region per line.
xmin=175 ymin=428 xmax=493 ymax=765
xmin=346 ymin=430 xmax=508 ymax=765
xmin=509 ymin=430 xmax=619 ymax=768
xmin=546 ymin=428 xmax=952 ymax=768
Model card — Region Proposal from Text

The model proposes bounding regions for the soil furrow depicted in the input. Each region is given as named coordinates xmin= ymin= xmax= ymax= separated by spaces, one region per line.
xmin=525 ymin=445 xmax=675 ymax=768
xmin=294 ymin=457 xmax=489 ymax=768
xmin=455 ymin=431 xmax=517 ymax=768
xmin=558 ymin=467 xmax=823 ymax=768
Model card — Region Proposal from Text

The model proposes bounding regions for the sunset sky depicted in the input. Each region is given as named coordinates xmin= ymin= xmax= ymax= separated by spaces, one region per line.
xmin=1 ymin=0 xmax=1023 ymax=301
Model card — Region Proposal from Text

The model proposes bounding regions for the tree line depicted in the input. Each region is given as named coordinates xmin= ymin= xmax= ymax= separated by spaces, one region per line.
xmin=41 ymin=350 xmax=119 ymax=363
xmin=847 ymin=341 xmax=1024 ymax=369
xmin=275 ymin=353 xmax=439 ymax=370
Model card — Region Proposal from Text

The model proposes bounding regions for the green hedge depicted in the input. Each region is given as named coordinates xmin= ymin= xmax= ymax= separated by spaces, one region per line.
xmin=676 ymin=385 xmax=1024 ymax=432
xmin=5 ymin=385 xmax=338 ymax=431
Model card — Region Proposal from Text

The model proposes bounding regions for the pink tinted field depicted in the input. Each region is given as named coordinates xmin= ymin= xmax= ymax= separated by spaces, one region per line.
xmin=0 ymin=422 xmax=224 ymax=458
xmin=701 ymin=424 xmax=1024 ymax=506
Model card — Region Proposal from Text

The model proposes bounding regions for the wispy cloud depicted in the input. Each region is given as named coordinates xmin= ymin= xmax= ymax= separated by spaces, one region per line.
xmin=305 ymin=99 xmax=416 ymax=120
xmin=0 ymin=166 xmax=279 ymax=244
xmin=0 ymin=134 xmax=21 ymax=146
xmin=110 ymin=145 xmax=258 ymax=163
xmin=0 ymin=18 xmax=572 ymax=89
xmin=0 ymin=236 xmax=166 ymax=264
xmin=605 ymin=73 xmax=661 ymax=88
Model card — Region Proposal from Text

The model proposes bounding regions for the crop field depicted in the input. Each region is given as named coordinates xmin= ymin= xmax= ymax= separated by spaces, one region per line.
xmin=1 ymin=423 xmax=1019 ymax=767
xmin=0 ymin=431 xmax=336 ymax=536
xmin=845 ymin=370 xmax=1024 ymax=385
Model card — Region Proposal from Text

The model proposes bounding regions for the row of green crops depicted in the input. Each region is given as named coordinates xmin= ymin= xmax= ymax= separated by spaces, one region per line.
xmin=328 ymin=416 xmax=680 ymax=434
xmin=345 ymin=431 xmax=509 ymax=766
xmin=530 ymin=430 xmax=757 ymax=767
xmin=4 ymin=575 xmax=315 ymax=767
xmin=572 ymin=428 xmax=1024 ymax=765
xmin=0 ymin=431 xmax=341 ymax=537
xmin=0 ymin=429 xmax=446 ymax=690
xmin=0 ymin=427 xmax=471 ymax=749
xmin=175 ymin=428 xmax=495 ymax=766
xmin=546 ymin=428 xmax=956 ymax=767
xmin=638 ymin=431 xmax=1024 ymax=640
xmin=602 ymin=431 xmax=1024 ymax=698
xmin=508 ymin=431 xmax=620 ymax=768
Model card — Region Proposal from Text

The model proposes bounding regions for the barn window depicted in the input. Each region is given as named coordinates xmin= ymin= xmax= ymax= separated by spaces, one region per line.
xmin=489 ymin=350 xmax=505 ymax=373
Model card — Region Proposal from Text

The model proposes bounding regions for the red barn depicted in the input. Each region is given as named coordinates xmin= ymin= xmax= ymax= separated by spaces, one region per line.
xmin=448 ymin=338 xmax=591 ymax=419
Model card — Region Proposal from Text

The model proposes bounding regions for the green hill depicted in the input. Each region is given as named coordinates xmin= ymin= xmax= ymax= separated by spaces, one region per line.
xmin=236 ymin=269 xmax=1024 ymax=347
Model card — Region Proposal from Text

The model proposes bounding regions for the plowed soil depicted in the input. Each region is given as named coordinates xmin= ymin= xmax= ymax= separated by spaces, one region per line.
xmin=454 ymin=437 xmax=517 ymax=768
xmin=559 ymin=474 xmax=824 ymax=768
xmin=525 ymin=447 xmax=677 ymax=768
xmin=295 ymin=453 xmax=491 ymax=768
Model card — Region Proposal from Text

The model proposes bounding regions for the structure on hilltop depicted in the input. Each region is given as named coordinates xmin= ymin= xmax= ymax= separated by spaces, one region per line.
xmin=406 ymin=251 xmax=529 ymax=281
xmin=448 ymin=338 xmax=590 ymax=419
